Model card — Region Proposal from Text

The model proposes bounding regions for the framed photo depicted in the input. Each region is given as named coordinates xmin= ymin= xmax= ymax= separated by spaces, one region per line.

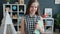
xmin=55 ymin=0 xmax=60 ymax=4
xmin=45 ymin=8 xmax=52 ymax=18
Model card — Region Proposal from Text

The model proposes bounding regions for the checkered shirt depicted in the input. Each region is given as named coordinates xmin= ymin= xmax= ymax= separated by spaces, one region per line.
xmin=24 ymin=14 xmax=40 ymax=34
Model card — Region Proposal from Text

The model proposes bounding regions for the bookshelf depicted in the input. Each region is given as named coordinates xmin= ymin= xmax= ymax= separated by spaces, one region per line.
xmin=3 ymin=4 xmax=26 ymax=32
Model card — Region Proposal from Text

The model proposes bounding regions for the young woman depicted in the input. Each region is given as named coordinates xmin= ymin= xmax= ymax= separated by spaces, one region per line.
xmin=21 ymin=0 xmax=44 ymax=34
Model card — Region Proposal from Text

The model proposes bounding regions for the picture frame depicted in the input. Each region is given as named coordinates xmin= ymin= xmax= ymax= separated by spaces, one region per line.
xmin=55 ymin=0 xmax=60 ymax=4
xmin=45 ymin=8 xmax=52 ymax=18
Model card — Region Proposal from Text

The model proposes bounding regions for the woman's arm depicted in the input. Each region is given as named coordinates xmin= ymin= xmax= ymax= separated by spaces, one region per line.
xmin=20 ymin=18 xmax=25 ymax=34
xmin=36 ymin=16 xmax=45 ymax=34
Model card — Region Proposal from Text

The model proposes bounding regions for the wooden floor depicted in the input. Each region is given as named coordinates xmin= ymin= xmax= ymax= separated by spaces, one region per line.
xmin=53 ymin=32 xmax=60 ymax=34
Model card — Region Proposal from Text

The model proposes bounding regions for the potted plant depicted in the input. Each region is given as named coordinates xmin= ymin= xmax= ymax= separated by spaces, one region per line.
xmin=54 ymin=12 xmax=60 ymax=32
xmin=6 ymin=0 xmax=10 ymax=4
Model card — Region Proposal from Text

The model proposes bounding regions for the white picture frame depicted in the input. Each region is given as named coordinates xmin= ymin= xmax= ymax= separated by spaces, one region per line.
xmin=45 ymin=8 xmax=52 ymax=18
xmin=55 ymin=0 xmax=60 ymax=4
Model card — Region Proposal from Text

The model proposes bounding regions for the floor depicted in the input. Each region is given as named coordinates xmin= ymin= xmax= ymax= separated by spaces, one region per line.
xmin=53 ymin=32 xmax=60 ymax=34
xmin=0 ymin=26 xmax=60 ymax=34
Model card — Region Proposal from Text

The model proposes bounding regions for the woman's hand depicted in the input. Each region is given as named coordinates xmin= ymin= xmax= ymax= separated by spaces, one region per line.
xmin=35 ymin=23 xmax=45 ymax=34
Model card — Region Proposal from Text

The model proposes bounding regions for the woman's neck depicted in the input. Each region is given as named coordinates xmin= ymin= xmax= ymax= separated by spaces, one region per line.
xmin=29 ymin=13 xmax=35 ymax=17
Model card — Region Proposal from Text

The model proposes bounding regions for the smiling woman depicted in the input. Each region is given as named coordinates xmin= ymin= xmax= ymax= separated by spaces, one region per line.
xmin=20 ymin=0 xmax=44 ymax=34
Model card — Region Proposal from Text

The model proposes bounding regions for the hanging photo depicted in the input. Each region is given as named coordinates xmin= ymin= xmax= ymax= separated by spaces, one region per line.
xmin=55 ymin=0 xmax=60 ymax=4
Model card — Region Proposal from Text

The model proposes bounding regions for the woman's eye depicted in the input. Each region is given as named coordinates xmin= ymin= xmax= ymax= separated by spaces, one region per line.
xmin=30 ymin=6 xmax=38 ymax=9
xmin=35 ymin=7 xmax=37 ymax=8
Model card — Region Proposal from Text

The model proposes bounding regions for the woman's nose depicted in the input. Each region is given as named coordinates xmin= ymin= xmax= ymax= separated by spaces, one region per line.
xmin=33 ymin=7 xmax=35 ymax=10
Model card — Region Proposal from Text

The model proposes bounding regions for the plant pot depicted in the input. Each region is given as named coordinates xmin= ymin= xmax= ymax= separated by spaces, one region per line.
xmin=55 ymin=28 xmax=59 ymax=32
xmin=59 ymin=27 xmax=60 ymax=32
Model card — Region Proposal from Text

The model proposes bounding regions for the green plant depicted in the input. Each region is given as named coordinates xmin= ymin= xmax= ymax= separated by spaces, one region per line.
xmin=6 ymin=0 xmax=10 ymax=2
xmin=55 ymin=13 xmax=60 ymax=28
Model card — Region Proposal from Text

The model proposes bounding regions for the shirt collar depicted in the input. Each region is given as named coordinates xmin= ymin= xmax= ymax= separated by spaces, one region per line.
xmin=28 ymin=14 xmax=37 ymax=18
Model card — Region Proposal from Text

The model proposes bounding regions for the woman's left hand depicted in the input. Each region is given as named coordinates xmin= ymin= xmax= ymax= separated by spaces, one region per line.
xmin=35 ymin=24 xmax=45 ymax=34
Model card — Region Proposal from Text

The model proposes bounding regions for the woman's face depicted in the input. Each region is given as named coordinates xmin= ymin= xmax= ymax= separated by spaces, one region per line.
xmin=29 ymin=2 xmax=39 ymax=14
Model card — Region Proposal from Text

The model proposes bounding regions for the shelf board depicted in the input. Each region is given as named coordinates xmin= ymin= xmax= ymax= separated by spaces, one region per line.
xmin=44 ymin=32 xmax=53 ymax=34
xmin=12 ymin=11 xmax=18 ymax=12
xmin=45 ymin=25 xmax=53 ymax=26
xmin=19 ymin=12 xmax=24 ymax=14
xmin=43 ymin=18 xmax=53 ymax=19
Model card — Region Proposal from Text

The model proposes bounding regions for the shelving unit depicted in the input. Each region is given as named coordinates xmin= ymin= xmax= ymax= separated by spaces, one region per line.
xmin=3 ymin=4 xmax=26 ymax=32
xmin=43 ymin=18 xmax=54 ymax=34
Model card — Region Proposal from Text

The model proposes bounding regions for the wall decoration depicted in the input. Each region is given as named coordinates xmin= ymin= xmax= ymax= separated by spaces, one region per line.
xmin=45 ymin=8 xmax=52 ymax=18
xmin=12 ymin=5 xmax=17 ymax=11
xmin=55 ymin=0 xmax=60 ymax=4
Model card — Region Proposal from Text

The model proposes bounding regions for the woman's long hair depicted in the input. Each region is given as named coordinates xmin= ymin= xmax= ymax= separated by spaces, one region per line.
xmin=25 ymin=0 xmax=40 ymax=16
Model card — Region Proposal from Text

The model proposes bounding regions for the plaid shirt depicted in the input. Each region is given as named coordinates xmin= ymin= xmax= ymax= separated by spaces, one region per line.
xmin=24 ymin=14 xmax=40 ymax=34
